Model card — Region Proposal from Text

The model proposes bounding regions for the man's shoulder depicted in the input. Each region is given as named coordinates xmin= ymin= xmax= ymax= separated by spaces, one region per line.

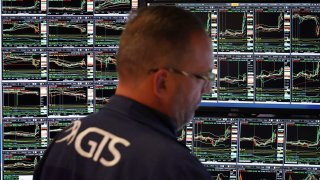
xmin=35 ymin=118 xmax=210 ymax=180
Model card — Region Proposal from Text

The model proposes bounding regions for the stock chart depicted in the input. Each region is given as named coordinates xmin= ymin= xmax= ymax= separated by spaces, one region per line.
xmin=217 ymin=55 xmax=253 ymax=101
xmin=292 ymin=8 xmax=320 ymax=53
xmin=239 ymin=120 xmax=284 ymax=164
xmin=219 ymin=9 xmax=253 ymax=52
xmin=192 ymin=117 xmax=237 ymax=162
xmin=179 ymin=116 xmax=320 ymax=179
xmin=1 ymin=2 xmax=133 ymax=178
xmin=2 ymin=1 xmax=320 ymax=179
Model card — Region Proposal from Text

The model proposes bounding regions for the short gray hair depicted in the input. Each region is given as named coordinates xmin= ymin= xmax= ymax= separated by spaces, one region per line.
xmin=117 ymin=6 xmax=206 ymax=80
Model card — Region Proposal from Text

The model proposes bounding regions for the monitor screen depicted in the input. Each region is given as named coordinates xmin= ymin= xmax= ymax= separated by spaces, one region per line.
xmin=147 ymin=1 xmax=320 ymax=114
xmin=1 ymin=0 xmax=320 ymax=179
xmin=176 ymin=111 xmax=320 ymax=179
xmin=1 ymin=0 xmax=138 ymax=179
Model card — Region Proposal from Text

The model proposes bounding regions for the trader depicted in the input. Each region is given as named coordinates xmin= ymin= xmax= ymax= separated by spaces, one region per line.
xmin=34 ymin=5 xmax=213 ymax=180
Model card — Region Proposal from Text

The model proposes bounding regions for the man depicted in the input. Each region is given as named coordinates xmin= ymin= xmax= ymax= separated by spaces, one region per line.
xmin=34 ymin=6 xmax=213 ymax=180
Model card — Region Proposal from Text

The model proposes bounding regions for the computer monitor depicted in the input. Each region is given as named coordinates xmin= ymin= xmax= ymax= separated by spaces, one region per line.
xmin=147 ymin=0 xmax=320 ymax=115
xmin=177 ymin=111 xmax=320 ymax=179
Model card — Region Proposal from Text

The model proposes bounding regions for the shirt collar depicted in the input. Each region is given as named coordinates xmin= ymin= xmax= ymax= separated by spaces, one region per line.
xmin=104 ymin=95 xmax=178 ymax=139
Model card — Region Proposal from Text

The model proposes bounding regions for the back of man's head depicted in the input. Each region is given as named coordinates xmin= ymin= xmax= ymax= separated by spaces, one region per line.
xmin=117 ymin=6 xmax=206 ymax=82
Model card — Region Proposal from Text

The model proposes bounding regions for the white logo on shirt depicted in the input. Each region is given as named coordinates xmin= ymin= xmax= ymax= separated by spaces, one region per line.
xmin=56 ymin=120 xmax=131 ymax=167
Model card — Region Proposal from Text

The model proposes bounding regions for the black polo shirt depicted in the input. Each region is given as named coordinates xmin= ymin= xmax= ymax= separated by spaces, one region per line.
xmin=34 ymin=95 xmax=211 ymax=180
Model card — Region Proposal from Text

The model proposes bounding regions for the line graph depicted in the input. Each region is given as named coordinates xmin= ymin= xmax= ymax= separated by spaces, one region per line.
xmin=256 ymin=61 xmax=284 ymax=86
xmin=218 ymin=55 xmax=252 ymax=101
xmin=292 ymin=57 xmax=320 ymax=103
xmin=95 ymin=51 xmax=118 ymax=80
xmin=49 ymin=52 xmax=93 ymax=81
xmin=220 ymin=12 xmax=246 ymax=37
xmin=48 ymin=18 xmax=92 ymax=47
xmin=3 ymin=53 xmax=40 ymax=68
xmin=95 ymin=0 xmax=131 ymax=13
xmin=219 ymin=60 xmax=247 ymax=87
xmin=194 ymin=125 xmax=231 ymax=147
xmin=293 ymin=62 xmax=320 ymax=81
xmin=293 ymin=14 xmax=320 ymax=37
xmin=219 ymin=9 xmax=252 ymax=52
xmin=48 ymin=84 xmax=93 ymax=116
xmin=48 ymin=0 xmax=88 ymax=15
xmin=3 ymin=86 xmax=46 ymax=117
xmin=255 ymin=56 xmax=289 ymax=102
xmin=95 ymin=18 xmax=126 ymax=47
xmin=49 ymin=120 xmax=73 ymax=142
xmin=3 ymin=121 xmax=47 ymax=150
xmin=2 ymin=51 xmax=46 ymax=80
xmin=285 ymin=122 xmax=320 ymax=165
xmin=95 ymin=84 xmax=117 ymax=111
xmin=2 ymin=17 xmax=45 ymax=47
xmin=256 ymin=13 xmax=283 ymax=33
xmin=50 ymin=57 xmax=86 ymax=68
xmin=255 ymin=9 xmax=289 ymax=52
xmin=193 ymin=119 xmax=235 ymax=162
xmin=49 ymin=87 xmax=87 ymax=106
xmin=2 ymin=0 xmax=41 ymax=13
xmin=292 ymin=10 xmax=320 ymax=53
xmin=239 ymin=121 xmax=281 ymax=163
xmin=3 ymin=152 xmax=42 ymax=178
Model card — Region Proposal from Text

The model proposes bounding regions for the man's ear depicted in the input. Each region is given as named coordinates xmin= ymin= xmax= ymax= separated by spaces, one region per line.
xmin=152 ymin=69 xmax=169 ymax=98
